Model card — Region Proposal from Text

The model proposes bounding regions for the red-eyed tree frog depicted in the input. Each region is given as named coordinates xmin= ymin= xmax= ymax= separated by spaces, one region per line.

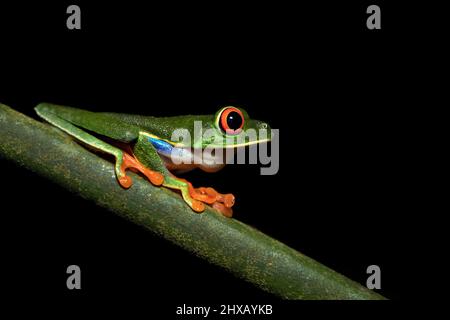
xmin=35 ymin=103 xmax=271 ymax=217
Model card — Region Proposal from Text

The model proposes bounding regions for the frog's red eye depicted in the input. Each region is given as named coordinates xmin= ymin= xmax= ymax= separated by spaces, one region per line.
xmin=219 ymin=107 xmax=244 ymax=135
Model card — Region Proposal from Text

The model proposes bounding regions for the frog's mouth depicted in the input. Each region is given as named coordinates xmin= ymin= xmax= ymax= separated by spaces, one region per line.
xmin=206 ymin=138 xmax=271 ymax=149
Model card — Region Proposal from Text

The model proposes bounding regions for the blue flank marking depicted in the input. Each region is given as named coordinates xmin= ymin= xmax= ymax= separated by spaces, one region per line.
xmin=148 ymin=137 xmax=173 ymax=157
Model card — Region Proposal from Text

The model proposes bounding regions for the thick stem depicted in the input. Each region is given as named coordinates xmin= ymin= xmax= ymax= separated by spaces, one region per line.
xmin=0 ymin=103 xmax=385 ymax=300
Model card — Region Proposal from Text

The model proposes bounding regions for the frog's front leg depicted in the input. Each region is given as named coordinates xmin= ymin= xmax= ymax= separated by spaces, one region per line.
xmin=116 ymin=152 xmax=164 ymax=188
xmin=133 ymin=133 xmax=235 ymax=217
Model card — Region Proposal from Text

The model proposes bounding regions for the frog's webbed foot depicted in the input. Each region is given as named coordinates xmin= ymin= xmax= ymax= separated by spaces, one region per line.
xmin=180 ymin=179 xmax=235 ymax=217
xmin=116 ymin=152 xmax=164 ymax=188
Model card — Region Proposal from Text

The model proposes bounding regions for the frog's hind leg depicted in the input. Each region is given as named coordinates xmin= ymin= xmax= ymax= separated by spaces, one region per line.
xmin=35 ymin=104 xmax=163 ymax=188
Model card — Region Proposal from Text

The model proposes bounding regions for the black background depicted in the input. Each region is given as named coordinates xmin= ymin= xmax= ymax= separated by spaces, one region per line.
xmin=0 ymin=0 xmax=432 ymax=315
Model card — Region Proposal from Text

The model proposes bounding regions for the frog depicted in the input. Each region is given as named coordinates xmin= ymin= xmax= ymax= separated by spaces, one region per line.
xmin=35 ymin=103 xmax=271 ymax=217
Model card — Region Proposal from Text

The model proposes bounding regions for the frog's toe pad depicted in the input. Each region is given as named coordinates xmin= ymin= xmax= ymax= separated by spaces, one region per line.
xmin=118 ymin=175 xmax=133 ymax=189
xmin=191 ymin=199 xmax=205 ymax=213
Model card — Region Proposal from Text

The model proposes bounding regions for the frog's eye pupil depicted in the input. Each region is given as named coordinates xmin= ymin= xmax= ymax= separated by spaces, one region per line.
xmin=219 ymin=107 xmax=244 ymax=135
xmin=227 ymin=111 xmax=243 ymax=131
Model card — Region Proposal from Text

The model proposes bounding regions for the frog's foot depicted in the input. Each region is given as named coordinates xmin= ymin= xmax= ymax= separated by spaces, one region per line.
xmin=180 ymin=179 xmax=235 ymax=217
xmin=162 ymin=177 xmax=235 ymax=217
xmin=116 ymin=152 xmax=164 ymax=188
xmin=162 ymin=176 xmax=205 ymax=213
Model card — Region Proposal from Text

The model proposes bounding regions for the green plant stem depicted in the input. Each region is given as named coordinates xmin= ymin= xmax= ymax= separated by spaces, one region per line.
xmin=0 ymin=103 xmax=385 ymax=300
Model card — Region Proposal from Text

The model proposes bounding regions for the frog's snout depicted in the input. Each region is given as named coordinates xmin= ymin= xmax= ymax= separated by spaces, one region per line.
xmin=253 ymin=120 xmax=271 ymax=141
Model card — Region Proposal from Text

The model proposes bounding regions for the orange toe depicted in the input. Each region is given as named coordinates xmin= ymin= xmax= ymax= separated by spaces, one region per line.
xmin=217 ymin=193 xmax=235 ymax=208
xmin=191 ymin=200 xmax=205 ymax=213
xmin=118 ymin=175 xmax=133 ymax=189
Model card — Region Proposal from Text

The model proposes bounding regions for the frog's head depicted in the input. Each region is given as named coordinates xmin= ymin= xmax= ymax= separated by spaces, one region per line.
xmin=163 ymin=106 xmax=272 ymax=169
xmin=190 ymin=106 xmax=271 ymax=149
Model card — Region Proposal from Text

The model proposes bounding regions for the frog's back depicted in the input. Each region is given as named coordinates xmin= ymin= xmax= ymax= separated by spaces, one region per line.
xmin=35 ymin=103 xmax=212 ymax=142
